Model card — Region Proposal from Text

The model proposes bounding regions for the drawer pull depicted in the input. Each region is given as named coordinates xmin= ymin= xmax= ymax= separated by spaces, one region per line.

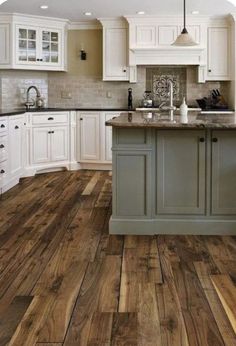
xmin=48 ymin=131 xmax=54 ymax=134
xmin=199 ymin=137 xmax=205 ymax=143
xmin=48 ymin=117 xmax=54 ymax=121
xmin=0 ymin=169 xmax=5 ymax=174
xmin=0 ymin=144 xmax=5 ymax=148
xmin=15 ymin=125 xmax=19 ymax=129
xmin=1 ymin=124 xmax=5 ymax=128
xmin=212 ymin=138 xmax=218 ymax=143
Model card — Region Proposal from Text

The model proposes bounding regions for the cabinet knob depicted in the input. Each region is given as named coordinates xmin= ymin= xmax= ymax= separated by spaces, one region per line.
xmin=1 ymin=124 xmax=5 ymax=128
xmin=48 ymin=131 xmax=51 ymax=134
xmin=80 ymin=118 xmax=83 ymax=121
xmin=123 ymin=69 xmax=127 ymax=72
xmin=208 ymin=69 xmax=212 ymax=72
xmin=51 ymin=131 xmax=54 ymax=134
xmin=199 ymin=137 xmax=205 ymax=143
xmin=15 ymin=125 xmax=19 ymax=129
xmin=0 ymin=169 xmax=5 ymax=174
xmin=212 ymin=138 xmax=218 ymax=142
xmin=48 ymin=117 xmax=54 ymax=121
xmin=0 ymin=144 xmax=4 ymax=148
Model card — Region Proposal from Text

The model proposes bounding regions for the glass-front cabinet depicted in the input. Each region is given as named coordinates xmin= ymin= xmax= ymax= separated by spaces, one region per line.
xmin=15 ymin=25 xmax=62 ymax=68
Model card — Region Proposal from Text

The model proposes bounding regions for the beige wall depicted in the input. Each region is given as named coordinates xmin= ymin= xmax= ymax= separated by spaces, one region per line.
xmin=66 ymin=29 xmax=102 ymax=77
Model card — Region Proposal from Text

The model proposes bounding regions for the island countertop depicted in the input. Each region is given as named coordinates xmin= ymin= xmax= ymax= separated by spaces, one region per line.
xmin=106 ymin=112 xmax=236 ymax=129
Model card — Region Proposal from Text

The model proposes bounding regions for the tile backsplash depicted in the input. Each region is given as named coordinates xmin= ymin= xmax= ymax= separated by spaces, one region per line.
xmin=0 ymin=66 xmax=231 ymax=109
xmin=0 ymin=71 xmax=48 ymax=109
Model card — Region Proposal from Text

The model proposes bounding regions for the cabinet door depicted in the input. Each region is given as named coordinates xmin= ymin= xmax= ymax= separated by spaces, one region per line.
xmin=80 ymin=113 xmax=100 ymax=161
xmin=156 ymin=130 xmax=206 ymax=215
xmin=211 ymin=131 xmax=236 ymax=215
xmin=207 ymin=27 xmax=230 ymax=80
xmin=40 ymin=29 xmax=61 ymax=67
xmin=9 ymin=116 xmax=24 ymax=177
xmin=15 ymin=25 xmax=40 ymax=65
xmin=105 ymin=112 xmax=120 ymax=162
xmin=51 ymin=126 xmax=68 ymax=162
xmin=0 ymin=23 xmax=10 ymax=65
xmin=32 ymin=127 xmax=51 ymax=164
xmin=104 ymin=28 xmax=128 ymax=81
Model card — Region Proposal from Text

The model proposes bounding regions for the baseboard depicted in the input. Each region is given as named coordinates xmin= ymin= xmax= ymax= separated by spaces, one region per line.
xmin=109 ymin=217 xmax=236 ymax=235
xmin=1 ymin=177 xmax=20 ymax=193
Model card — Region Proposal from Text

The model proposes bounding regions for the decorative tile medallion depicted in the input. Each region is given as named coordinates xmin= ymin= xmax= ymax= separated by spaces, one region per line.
xmin=146 ymin=67 xmax=187 ymax=106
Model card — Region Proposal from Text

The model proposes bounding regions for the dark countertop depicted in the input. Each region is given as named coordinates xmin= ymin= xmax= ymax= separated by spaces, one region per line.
xmin=0 ymin=107 xmax=135 ymax=117
xmin=106 ymin=112 xmax=236 ymax=129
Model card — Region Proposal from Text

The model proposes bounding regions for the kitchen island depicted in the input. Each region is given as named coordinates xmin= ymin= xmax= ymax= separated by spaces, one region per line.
xmin=106 ymin=112 xmax=236 ymax=235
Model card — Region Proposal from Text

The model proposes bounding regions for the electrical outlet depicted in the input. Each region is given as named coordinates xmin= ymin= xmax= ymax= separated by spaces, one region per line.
xmin=61 ymin=91 xmax=72 ymax=99
xmin=107 ymin=91 xmax=112 ymax=98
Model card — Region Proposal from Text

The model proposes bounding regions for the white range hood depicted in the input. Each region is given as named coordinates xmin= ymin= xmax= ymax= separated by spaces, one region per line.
xmin=129 ymin=46 xmax=205 ymax=66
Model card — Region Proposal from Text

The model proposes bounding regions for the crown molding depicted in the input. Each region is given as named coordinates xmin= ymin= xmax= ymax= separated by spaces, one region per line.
xmin=68 ymin=20 xmax=101 ymax=30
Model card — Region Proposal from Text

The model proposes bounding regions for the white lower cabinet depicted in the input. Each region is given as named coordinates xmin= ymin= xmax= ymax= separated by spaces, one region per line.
xmin=51 ymin=127 xmax=68 ymax=162
xmin=32 ymin=127 xmax=51 ymax=164
xmin=77 ymin=111 xmax=121 ymax=164
xmin=9 ymin=115 xmax=24 ymax=178
xmin=79 ymin=113 xmax=100 ymax=161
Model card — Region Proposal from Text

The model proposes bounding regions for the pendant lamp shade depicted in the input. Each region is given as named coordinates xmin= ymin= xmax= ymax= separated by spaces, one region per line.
xmin=172 ymin=0 xmax=198 ymax=46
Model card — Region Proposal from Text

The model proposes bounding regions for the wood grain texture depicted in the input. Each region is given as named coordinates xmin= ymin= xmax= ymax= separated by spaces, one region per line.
xmin=211 ymin=274 xmax=236 ymax=334
xmin=0 ymin=171 xmax=235 ymax=345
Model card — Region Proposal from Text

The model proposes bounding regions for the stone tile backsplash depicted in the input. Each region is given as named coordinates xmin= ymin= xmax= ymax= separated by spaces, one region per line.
xmin=0 ymin=66 xmax=230 ymax=109
xmin=0 ymin=71 xmax=48 ymax=109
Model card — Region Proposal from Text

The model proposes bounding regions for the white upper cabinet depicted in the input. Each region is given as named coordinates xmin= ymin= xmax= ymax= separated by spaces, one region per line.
xmin=0 ymin=14 xmax=67 ymax=71
xmin=0 ymin=23 xmax=10 ymax=65
xmin=207 ymin=26 xmax=230 ymax=80
xmin=99 ymin=19 xmax=129 ymax=81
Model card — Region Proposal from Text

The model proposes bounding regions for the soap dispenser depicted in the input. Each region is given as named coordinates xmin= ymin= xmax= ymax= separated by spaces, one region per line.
xmin=180 ymin=97 xmax=188 ymax=123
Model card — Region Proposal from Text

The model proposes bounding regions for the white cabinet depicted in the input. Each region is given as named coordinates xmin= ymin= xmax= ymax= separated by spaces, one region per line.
xmin=0 ymin=14 xmax=67 ymax=71
xmin=77 ymin=111 xmax=121 ymax=165
xmin=0 ymin=23 xmax=10 ymax=65
xmin=30 ymin=112 xmax=69 ymax=166
xmin=16 ymin=26 xmax=62 ymax=68
xmin=79 ymin=113 xmax=100 ymax=161
xmin=51 ymin=127 xmax=68 ymax=162
xmin=9 ymin=115 xmax=24 ymax=178
xmin=207 ymin=27 xmax=230 ymax=80
xmin=32 ymin=127 xmax=51 ymax=164
xmin=99 ymin=19 xmax=129 ymax=81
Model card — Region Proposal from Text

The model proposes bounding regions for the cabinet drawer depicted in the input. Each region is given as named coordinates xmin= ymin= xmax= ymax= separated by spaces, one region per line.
xmin=32 ymin=112 xmax=69 ymax=125
xmin=0 ymin=135 xmax=8 ymax=162
xmin=0 ymin=118 xmax=8 ymax=133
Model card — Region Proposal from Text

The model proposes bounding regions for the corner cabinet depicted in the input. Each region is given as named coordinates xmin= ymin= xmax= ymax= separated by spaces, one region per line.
xmin=0 ymin=14 xmax=67 ymax=71
xmin=99 ymin=19 xmax=130 ymax=81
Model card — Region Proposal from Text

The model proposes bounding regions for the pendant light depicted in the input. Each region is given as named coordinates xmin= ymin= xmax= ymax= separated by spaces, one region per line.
xmin=172 ymin=0 xmax=197 ymax=46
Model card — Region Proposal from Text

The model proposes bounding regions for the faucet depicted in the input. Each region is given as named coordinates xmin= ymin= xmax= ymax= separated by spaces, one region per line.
xmin=25 ymin=86 xmax=42 ymax=110
xmin=159 ymin=80 xmax=176 ymax=121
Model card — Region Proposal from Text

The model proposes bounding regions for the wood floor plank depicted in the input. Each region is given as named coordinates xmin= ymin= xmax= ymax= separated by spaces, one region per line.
xmin=195 ymin=262 xmax=236 ymax=346
xmin=211 ymin=274 xmax=236 ymax=334
xmin=64 ymin=255 xmax=122 ymax=345
xmin=172 ymin=261 xmax=225 ymax=346
xmin=111 ymin=313 xmax=138 ymax=346
xmin=119 ymin=236 xmax=163 ymax=312
xmin=82 ymin=172 xmax=101 ymax=196
xmin=87 ymin=312 xmax=113 ymax=346
xmin=8 ymin=295 xmax=55 ymax=346
xmin=0 ymin=296 xmax=33 ymax=346
xmin=137 ymin=283 xmax=161 ymax=346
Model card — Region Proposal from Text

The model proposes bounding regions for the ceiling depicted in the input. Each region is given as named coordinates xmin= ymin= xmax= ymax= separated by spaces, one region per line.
xmin=0 ymin=0 xmax=235 ymax=22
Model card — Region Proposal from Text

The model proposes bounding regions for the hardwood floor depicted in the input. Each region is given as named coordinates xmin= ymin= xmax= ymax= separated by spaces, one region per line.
xmin=0 ymin=170 xmax=235 ymax=346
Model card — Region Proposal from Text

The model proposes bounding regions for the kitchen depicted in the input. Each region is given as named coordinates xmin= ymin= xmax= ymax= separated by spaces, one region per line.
xmin=0 ymin=0 xmax=236 ymax=345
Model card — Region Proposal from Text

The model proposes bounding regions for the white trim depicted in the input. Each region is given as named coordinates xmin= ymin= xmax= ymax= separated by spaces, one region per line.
xmin=69 ymin=20 xmax=101 ymax=30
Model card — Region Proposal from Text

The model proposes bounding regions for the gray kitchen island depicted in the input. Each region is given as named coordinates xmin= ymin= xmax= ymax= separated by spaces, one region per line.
xmin=106 ymin=112 xmax=236 ymax=235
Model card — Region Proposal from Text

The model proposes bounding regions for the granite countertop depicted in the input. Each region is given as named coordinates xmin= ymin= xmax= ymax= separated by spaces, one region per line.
xmin=105 ymin=112 xmax=236 ymax=129
xmin=0 ymin=107 xmax=135 ymax=117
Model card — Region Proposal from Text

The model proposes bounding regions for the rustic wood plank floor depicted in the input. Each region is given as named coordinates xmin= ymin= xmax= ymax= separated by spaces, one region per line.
xmin=0 ymin=170 xmax=235 ymax=346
